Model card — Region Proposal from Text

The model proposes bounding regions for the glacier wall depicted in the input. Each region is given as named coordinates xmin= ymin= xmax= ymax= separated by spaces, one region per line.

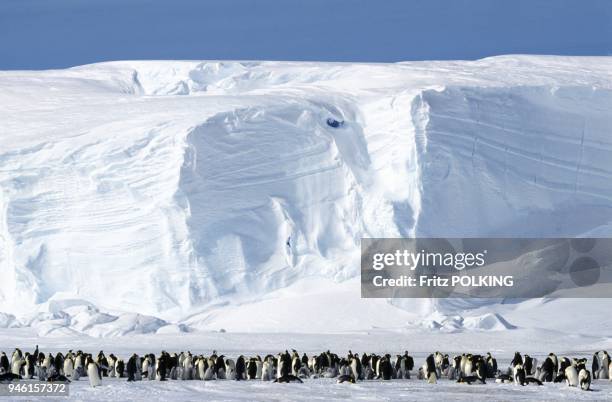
xmin=1 ymin=57 xmax=612 ymax=333
xmin=412 ymin=85 xmax=612 ymax=237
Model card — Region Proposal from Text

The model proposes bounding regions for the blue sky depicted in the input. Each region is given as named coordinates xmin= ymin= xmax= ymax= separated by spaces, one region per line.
xmin=1 ymin=0 xmax=611 ymax=70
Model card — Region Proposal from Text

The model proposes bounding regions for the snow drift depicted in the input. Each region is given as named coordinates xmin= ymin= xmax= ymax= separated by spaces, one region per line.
xmin=1 ymin=56 xmax=612 ymax=336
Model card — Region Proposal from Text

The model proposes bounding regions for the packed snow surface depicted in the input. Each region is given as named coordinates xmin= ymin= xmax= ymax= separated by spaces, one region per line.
xmin=1 ymin=56 xmax=612 ymax=339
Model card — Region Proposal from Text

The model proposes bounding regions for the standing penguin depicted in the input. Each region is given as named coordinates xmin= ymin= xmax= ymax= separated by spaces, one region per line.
xmin=350 ymin=356 xmax=362 ymax=381
xmin=579 ymin=368 xmax=591 ymax=391
xmin=107 ymin=354 xmax=117 ymax=378
xmin=24 ymin=353 xmax=35 ymax=379
xmin=86 ymin=356 xmax=102 ymax=387
xmin=196 ymin=357 xmax=207 ymax=380
xmin=53 ymin=353 xmax=64 ymax=377
xmin=424 ymin=354 xmax=437 ymax=384
xmin=592 ymin=352 xmax=600 ymax=379
xmin=377 ymin=355 xmax=393 ymax=381
xmin=0 ymin=352 xmax=9 ymax=374
xmin=97 ymin=351 xmax=109 ymax=377
xmin=277 ymin=352 xmax=291 ymax=379
xmin=73 ymin=353 xmax=84 ymax=379
xmin=11 ymin=354 xmax=23 ymax=377
xmin=261 ymin=358 xmax=274 ymax=381
xmin=63 ymin=356 xmax=74 ymax=378
xmin=513 ymin=364 xmax=526 ymax=386
xmin=115 ymin=359 xmax=125 ymax=378
xmin=126 ymin=354 xmax=138 ymax=382
xmin=215 ymin=355 xmax=226 ymax=379
xmin=157 ymin=352 xmax=168 ymax=381
xmin=524 ymin=355 xmax=534 ymax=376
xmin=235 ymin=356 xmax=246 ymax=381
xmin=565 ymin=363 xmax=579 ymax=387
xmin=247 ymin=358 xmax=258 ymax=380
xmin=599 ymin=351 xmax=610 ymax=380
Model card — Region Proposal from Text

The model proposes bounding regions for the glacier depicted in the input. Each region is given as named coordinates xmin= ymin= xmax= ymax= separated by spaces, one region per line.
xmin=1 ymin=56 xmax=612 ymax=337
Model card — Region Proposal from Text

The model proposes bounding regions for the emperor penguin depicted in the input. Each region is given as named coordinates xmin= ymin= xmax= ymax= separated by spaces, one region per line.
xmin=377 ymin=355 xmax=393 ymax=381
xmin=247 ymin=358 xmax=258 ymax=380
xmin=215 ymin=355 xmax=226 ymax=380
xmin=141 ymin=355 xmax=152 ymax=380
xmin=395 ymin=355 xmax=408 ymax=380
xmin=460 ymin=354 xmax=468 ymax=377
xmin=485 ymin=353 xmax=497 ymax=378
xmin=592 ymin=352 xmax=600 ymax=379
xmin=126 ymin=353 xmax=139 ymax=381
xmin=11 ymin=349 xmax=22 ymax=368
xmin=578 ymin=368 xmax=591 ymax=391
xmin=291 ymin=353 xmax=301 ymax=377
xmin=115 ymin=359 xmax=125 ymax=378
xmin=523 ymin=355 xmax=533 ymax=375
xmin=43 ymin=353 xmax=53 ymax=371
xmin=513 ymin=363 xmax=526 ymax=386
xmin=86 ymin=356 xmax=102 ymax=387
xmin=350 ymin=356 xmax=362 ymax=381
xmin=599 ymin=351 xmax=610 ymax=380
xmin=107 ymin=354 xmax=117 ymax=378
xmin=203 ymin=362 xmax=215 ymax=380
xmin=464 ymin=355 xmax=474 ymax=377
xmin=74 ymin=353 xmax=84 ymax=378
xmin=565 ymin=364 xmax=579 ymax=387
xmin=0 ymin=352 xmax=9 ymax=374
xmin=146 ymin=354 xmax=156 ymax=380
xmin=225 ymin=358 xmax=236 ymax=380
xmin=235 ymin=356 xmax=246 ymax=381
xmin=53 ymin=353 xmax=64 ymax=376
xmin=182 ymin=353 xmax=193 ymax=380
xmin=255 ymin=356 xmax=263 ymax=379
xmin=549 ymin=353 xmax=559 ymax=375
xmin=24 ymin=353 xmax=35 ymax=379
xmin=261 ymin=358 xmax=274 ymax=381
xmin=11 ymin=355 xmax=23 ymax=376
xmin=197 ymin=357 xmax=207 ymax=380
xmin=424 ymin=354 xmax=437 ymax=384
xmin=277 ymin=352 xmax=291 ymax=379
xmin=63 ymin=356 xmax=74 ymax=378
xmin=156 ymin=353 xmax=168 ymax=381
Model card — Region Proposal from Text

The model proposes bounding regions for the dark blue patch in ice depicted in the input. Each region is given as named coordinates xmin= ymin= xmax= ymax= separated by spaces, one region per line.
xmin=326 ymin=118 xmax=343 ymax=128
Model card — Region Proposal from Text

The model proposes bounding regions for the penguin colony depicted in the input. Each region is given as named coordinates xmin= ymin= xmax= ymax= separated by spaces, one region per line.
xmin=0 ymin=346 xmax=609 ymax=391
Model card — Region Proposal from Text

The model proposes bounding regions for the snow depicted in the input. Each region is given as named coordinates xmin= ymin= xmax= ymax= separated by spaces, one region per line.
xmin=1 ymin=56 xmax=612 ymax=339
xmin=2 ymin=57 xmax=612 ymax=402
xmin=1 ymin=330 xmax=612 ymax=401
xmin=24 ymin=376 xmax=612 ymax=402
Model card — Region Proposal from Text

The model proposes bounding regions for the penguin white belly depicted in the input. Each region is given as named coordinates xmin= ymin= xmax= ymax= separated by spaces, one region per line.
xmin=88 ymin=364 xmax=102 ymax=387
xmin=63 ymin=359 xmax=74 ymax=377
xmin=598 ymin=367 xmax=609 ymax=380
xmin=262 ymin=362 xmax=272 ymax=381
xmin=197 ymin=361 xmax=206 ymax=380
xmin=11 ymin=360 xmax=21 ymax=375
xmin=427 ymin=371 xmax=437 ymax=384
xmin=464 ymin=361 xmax=473 ymax=376
xmin=565 ymin=366 xmax=579 ymax=387
xmin=142 ymin=359 xmax=150 ymax=375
